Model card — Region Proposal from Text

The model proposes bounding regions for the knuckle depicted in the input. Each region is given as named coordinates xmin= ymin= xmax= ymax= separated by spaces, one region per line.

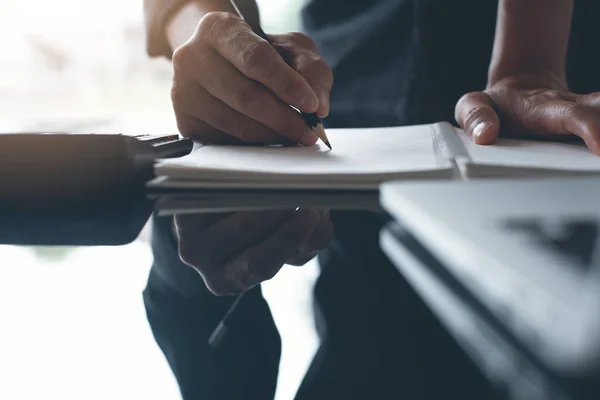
xmin=198 ymin=12 xmax=231 ymax=38
xmin=298 ymin=54 xmax=323 ymax=72
xmin=172 ymin=42 xmax=210 ymax=76
xmin=171 ymin=45 xmax=188 ymax=67
xmin=561 ymin=102 xmax=579 ymax=118
xmin=241 ymin=41 xmax=272 ymax=72
xmin=242 ymin=256 xmax=276 ymax=282
xmin=242 ymin=257 xmax=262 ymax=279
xmin=287 ymin=31 xmax=308 ymax=40
xmin=287 ymin=31 xmax=316 ymax=49
xmin=171 ymin=43 xmax=195 ymax=72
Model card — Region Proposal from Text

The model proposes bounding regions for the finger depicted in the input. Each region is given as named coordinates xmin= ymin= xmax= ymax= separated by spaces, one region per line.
xmin=286 ymin=250 xmax=319 ymax=267
xmin=455 ymin=91 xmax=501 ymax=145
xmin=177 ymin=210 xmax=292 ymax=273
xmin=172 ymin=80 xmax=287 ymax=143
xmin=197 ymin=12 xmax=319 ymax=113
xmin=274 ymin=31 xmax=318 ymax=52
xmin=283 ymin=46 xmax=333 ymax=118
xmin=174 ymin=212 xmax=231 ymax=239
xmin=523 ymin=101 xmax=600 ymax=154
xmin=575 ymin=92 xmax=600 ymax=109
xmin=174 ymin=112 xmax=244 ymax=144
xmin=208 ymin=208 xmax=321 ymax=295
xmin=189 ymin=48 xmax=318 ymax=145
xmin=298 ymin=210 xmax=333 ymax=253
xmin=285 ymin=209 xmax=333 ymax=266
xmin=270 ymin=33 xmax=333 ymax=118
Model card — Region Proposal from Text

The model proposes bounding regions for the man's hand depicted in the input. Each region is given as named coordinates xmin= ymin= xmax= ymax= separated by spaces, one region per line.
xmin=175 ymin=209 xmax=334 ymax=296
xmin=455 ymin=1 xmax=600 ymax=153
xmin=455 ymin=73 xmax=600 ymax=155
xmin=170 ymin=11 xmax=333 ymax=145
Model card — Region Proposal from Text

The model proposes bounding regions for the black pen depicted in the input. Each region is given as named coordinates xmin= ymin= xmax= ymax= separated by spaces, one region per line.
xmin=209 ymin=290 xmax=246 ymax=347
xmin=228 ymin=0 xmax=332 ymax=150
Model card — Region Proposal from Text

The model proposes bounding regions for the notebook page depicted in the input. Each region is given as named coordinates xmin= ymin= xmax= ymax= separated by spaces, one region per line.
xmin=456 ymin=129 xmax=600 ymax=171
xmin=156 ymin=124 xmax=447 ymax=181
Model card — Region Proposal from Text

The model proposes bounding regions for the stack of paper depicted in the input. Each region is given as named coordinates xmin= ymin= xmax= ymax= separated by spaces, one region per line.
xmin=149 ymin=124 xmax=455 ymax=193
xmin=148 ymin=122 xmax=600 ymax=214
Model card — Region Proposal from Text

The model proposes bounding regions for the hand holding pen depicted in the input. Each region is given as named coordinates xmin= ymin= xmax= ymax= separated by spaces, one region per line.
xmin=169 ymin=1 xmax=333 ymax=147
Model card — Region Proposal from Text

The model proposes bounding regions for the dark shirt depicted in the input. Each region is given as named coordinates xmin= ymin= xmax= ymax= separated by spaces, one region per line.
xmin=301 ymin=0 xmax=600 ymax=128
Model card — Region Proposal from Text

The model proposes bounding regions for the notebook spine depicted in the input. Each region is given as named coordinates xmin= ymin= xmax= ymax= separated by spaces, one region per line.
xmin=431 ymin=122 xmax=471 ymax=181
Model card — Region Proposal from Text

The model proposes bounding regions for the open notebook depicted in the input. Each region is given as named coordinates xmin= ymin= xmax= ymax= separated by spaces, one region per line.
xmin=149 ymin=121 xmax=600 ymax=194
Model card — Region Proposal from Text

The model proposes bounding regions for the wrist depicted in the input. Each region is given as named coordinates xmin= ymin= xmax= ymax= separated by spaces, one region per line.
xmin=487 ymin=67 xmax=567 ymax=90
xmin=488 ymin=0 xmax=572 ymax=88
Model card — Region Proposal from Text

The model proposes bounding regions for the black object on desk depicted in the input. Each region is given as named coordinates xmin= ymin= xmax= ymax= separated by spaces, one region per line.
xmin=0 ymin=133 xmax=192 ymax=246
xmin=0 ymin=133 xmax=192 ymax=212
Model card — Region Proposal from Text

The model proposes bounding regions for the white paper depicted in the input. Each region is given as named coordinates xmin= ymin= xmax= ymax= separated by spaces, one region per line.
xmin=457 ymin=129 xmax=600 ymax=171
xmin=155 ymin=124 xmax=448 ymax=183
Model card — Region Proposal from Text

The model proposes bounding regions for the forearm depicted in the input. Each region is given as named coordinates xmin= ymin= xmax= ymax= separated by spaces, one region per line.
xmin=166 ymin=0 xmax=260 ymax=51
xmin=488 ymin=0 xmax=573 ymax=85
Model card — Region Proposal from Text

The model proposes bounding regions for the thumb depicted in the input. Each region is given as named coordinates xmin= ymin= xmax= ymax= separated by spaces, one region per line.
xmin=455 ymin=91 xmax=501 ymax=145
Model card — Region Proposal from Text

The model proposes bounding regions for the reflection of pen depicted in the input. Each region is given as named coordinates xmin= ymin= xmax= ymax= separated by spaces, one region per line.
xmin=209 ymin=291 xmax=246 ymax=347
xmin=229 ymin=0 xmax=332 ymax=150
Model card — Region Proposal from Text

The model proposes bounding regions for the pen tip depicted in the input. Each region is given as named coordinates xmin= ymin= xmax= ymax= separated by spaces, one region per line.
xmin=312 ymin=123 xmax=332 ymax=150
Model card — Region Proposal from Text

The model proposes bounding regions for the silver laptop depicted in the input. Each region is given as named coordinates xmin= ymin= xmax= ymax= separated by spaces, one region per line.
xmin=380 ymin=177 xmax=600 ymax=377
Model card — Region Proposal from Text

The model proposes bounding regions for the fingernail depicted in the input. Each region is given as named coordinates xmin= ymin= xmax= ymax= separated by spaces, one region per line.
xmin=472 ymin=122 xmax=488 ymax=141
xmin=301 ymin=130 xmax=319 ymax=146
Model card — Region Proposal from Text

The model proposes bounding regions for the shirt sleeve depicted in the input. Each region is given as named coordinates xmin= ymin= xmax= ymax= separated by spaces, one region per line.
xmin=144 ymin=0 xmax=192 ymax=58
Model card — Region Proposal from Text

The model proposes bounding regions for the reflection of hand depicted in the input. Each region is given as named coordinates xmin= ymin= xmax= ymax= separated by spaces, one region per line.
xmin=175 ymin=209 xmax=334 ymax=296
xmin=456 ymin=73 xmax=600 ymax=154
xmin=171 ymin=11 xmax=332 ymax=145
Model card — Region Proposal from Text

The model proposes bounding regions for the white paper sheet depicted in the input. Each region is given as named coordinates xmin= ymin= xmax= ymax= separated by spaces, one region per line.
xmin=457 ymin=129 xmax=600 ymax=172
xmin=155 ymin=124 xmax=450 ymax=184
